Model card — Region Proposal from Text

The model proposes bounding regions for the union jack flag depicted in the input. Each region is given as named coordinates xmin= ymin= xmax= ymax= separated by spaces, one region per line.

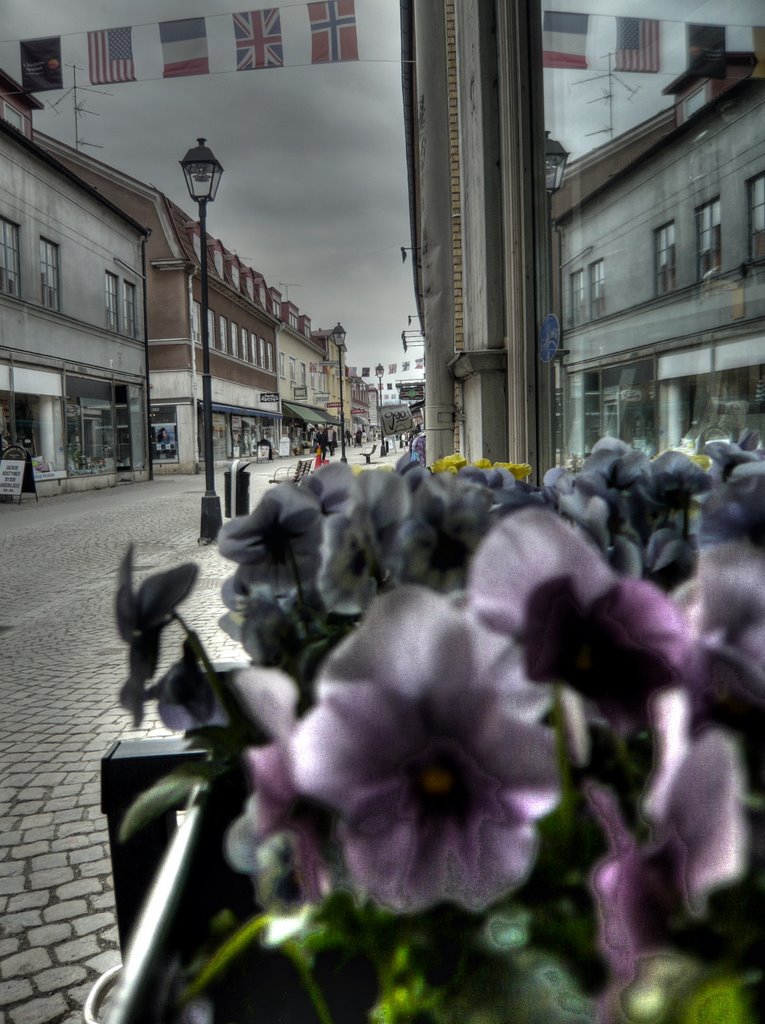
xmin=308 ymin=0 xmax=359 ymax=64
xmin=234 ymin=9 xmax=284 ymax=70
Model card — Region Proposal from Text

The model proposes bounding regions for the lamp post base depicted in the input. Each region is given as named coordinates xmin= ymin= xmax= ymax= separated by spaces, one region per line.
xmin=199 ymin=493 xmax=222 ymax=545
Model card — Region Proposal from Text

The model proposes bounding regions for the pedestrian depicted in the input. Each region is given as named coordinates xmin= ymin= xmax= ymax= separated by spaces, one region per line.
xmin=345 ymin=429 xmax=352 ymax=448
xmin=327 ymin=427 xmax=337 ymax=456
xmin=355 ymin=428 xmax=362 ymax=447
xmin=315 ymin=427 xmax=329 ymax=458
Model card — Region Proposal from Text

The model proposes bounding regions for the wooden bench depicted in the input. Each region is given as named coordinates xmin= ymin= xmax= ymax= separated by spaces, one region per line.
xmin=269 ymin=457 xmax=313 ymax=485
xmin=361 ymin=444 xmax=378 ymax=464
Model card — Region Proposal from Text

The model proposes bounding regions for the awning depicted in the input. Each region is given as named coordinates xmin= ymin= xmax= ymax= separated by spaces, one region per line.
xmin=281 ymin=400 xmax=340 ymax=427
xmin=209 ymin=402 xmax=281 ymax=419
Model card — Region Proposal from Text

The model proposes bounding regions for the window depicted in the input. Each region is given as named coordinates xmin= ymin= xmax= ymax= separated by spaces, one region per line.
xmin=40 ymin=238 xmax=59 ymax=310
xmin=250 ymin=331 xmax=259 ymax=364
xmin=266 ymin=341 xmax=274 ymax=371
xmin=231 ymin=263 xmax=240 ymax=289
xmin=749 ymin=173 xmax=765 ymax=260
xmin=655 ymin=222 xmax=676 ymax=295
xmin=570 ymin=268 xmax=586 ymax=325
xmin=230 ymin=321 xmax=239 ymax=358
xmin=105 ymin=271 xmax=119 ymax=331
xmin=589 ymin=260 xmax=605 ymax=319
xmin=259 ymin=337 xmax=266 ymax=367
xmin=300 ymin=361 xmax=307 ymax=385
xmin=219 ymin=315 xmax=228 ymax=353
xmin=241 ymin=326 xmax=249 ymax=361
xmin=207 ymin=309 xmax=215 ymax=348
xmin=279 ymin=351 xmax=286 ymax=378
xmin=289 ymin=311 xmax=299 ymax=329
xmin=123 ymin=281 xmax=137 ymax=337
xmin=2 ymin=102 xmax=23 ymax=131
xmin=289 ymin=356 xmax=296 ymax=382
xmin=696 ymin=198 xmax=721 ymax=278
xmin=213 ymin=250 xmax=223 ymax=276
xmin=0 ymin=218 xmax=20 ymax=296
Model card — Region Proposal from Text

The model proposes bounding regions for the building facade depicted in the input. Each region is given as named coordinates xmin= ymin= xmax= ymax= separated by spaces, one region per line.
xmin=0 ymin=73 xmax=149 ymax=496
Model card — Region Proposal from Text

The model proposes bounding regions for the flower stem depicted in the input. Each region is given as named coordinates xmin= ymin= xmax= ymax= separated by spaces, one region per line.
xmin=283 ymin=940 xmax=337 ymax=1024
xmin=179 ymin=913 xmax=271 ymax=1004
xmin=552 ymin=684 xmax=576 ymax=852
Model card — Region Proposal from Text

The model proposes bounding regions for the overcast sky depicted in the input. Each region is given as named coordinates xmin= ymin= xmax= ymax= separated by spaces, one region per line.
xmin=0 ymin=0 xmax=421 ymax=379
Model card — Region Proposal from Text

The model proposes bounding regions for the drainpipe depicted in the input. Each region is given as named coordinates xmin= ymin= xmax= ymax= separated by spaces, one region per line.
xmin=140 ymin=234 xmax=153 ymax=481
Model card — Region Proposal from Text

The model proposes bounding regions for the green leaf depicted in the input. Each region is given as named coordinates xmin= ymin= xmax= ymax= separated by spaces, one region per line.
xmin=117 ymin=761 xmax=219 ymax=842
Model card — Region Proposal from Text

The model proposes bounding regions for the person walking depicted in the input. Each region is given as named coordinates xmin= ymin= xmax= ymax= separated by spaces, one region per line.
xmin=327 ymin=426 xmax=337 ymax=456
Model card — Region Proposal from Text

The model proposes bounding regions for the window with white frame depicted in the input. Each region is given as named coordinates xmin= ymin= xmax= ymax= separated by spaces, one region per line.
xmin=696 ymin=197 xmax=721 ymax=278
xmin=2 ymin=102 xmax=23 ymax=131
xmin=219 ymin=315 xmax=228 ymax=353
xmin=0 ymin=217 xmax=20 ymax=296
xmin=279 ymin=351 xmax=286 ymax=378
xmin=749 ymin=173 xmax=765 ymax=260
xmin=39 ymin=238 xmax=59 ymax=309
xmin=123 ymin=281 xmax=137 ymax=337
xmin=570 ymin=268 xmax=586 ymax=326
xmin=259 ymin=337 xmax=266 ymax=367
xmin=105 ymin=271 xmax=119 ymax=330
xmin=250 ymin=331 xmax=259 ymax=364
xmin=655 ymin=222 xmax=676 ymax=295
xmin=207 ymin=309 xmax=215 ymax=347
xmin=300 ymin=361 xmax=307 ymax=385
xmin=231 ymin=264 xmax=240 ymax=290
xmin=230 ymin=321 xmax=239 ymax=358
xmin=213 ymin=250 xmax=223 ymax=276
xmin=266 ymin=341 xmax=274 ymax=371
xmin=589 ymin=259 xmax=605 ymax=319
xmin=289 ymin=356 xmax=296 ymax=382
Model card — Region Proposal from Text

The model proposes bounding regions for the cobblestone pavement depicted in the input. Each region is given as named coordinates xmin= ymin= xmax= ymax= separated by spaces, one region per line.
xmin=0 ymin=445 xmax=402 ymax=1024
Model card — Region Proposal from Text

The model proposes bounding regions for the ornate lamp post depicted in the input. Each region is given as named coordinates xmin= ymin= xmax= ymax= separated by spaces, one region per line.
xmin=180 ymin=138 xmax=224 ymax=544
xmin=331 ymin=322 xmax=348 ymax=463
xmin=375 ymin=362 xmax=385 ymax=453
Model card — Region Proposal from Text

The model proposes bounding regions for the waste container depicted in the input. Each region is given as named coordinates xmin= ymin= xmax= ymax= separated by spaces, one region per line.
xmin=224 ymin=459 xmax=251 ymax=517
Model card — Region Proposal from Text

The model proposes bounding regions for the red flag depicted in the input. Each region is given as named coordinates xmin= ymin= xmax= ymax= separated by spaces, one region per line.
xmin=308 ymin=1 xmax=359 ymax=64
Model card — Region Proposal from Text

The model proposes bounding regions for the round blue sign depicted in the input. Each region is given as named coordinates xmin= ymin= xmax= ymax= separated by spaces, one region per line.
xmin=539 ymin=313 xmax=560 ymax=363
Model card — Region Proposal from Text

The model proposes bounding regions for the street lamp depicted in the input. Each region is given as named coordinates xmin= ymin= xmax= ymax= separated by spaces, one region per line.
xmin=180 ymin=138 xmax=224 ymax=544
xmin=375 ymin=362 xmax=385 ymax=454
xmin=544 ymin=131 xmax=569 ymax=194
xmin=331 ymin=321 xmax=348 ymax=463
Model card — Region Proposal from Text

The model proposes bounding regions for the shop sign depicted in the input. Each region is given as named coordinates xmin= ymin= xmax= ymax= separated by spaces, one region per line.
xmin=293 ymin=386 xmax=307 ymax=400
xmin=260 ymin=392 xmax=280 ymax=403
xmin=231 ymin=415 xmax=242 ymax=430
xmin=380 ymin=404 xmax=414 ymax=436
xmin=0 ymin=446 xmax=37 ymax=502
xmin=315 ymin=393 xmax=330 ymax=402
xmin=351 ymin=408 xmax=365 ymax=414
xmin=326 ymin=401 xmax=341 ymax=408
xmin=620 ymin=387 xmax=643 ymax=403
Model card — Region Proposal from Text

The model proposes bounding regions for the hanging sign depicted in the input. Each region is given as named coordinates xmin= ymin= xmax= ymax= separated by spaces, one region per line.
xmin=380 ymin=405 xmax=414 ymax=436
xmin=539 ymin=313 xmax=560 ymax=363
xmin=292 ymin=386 xmax=307 ymax=400
xmin=260 ymin=392 xmax=280 ymax=403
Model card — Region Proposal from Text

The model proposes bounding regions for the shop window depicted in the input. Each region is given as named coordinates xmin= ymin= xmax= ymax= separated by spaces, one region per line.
xmin=115 ymin=383 xmax=145 ymax=470
xmin=749 ymin=173 xmax=765 ymax=260
xmin=696 ymin=198 xmax=720 ymax=278
xmin=2 ymin=370 xmax=64 ymax=476
xmin=601 ymin=360 xmax=656 ymax=457
xmin=589 ymin=259 xmax=605 ymax=318
xmin=40 ymin=238 xmax=59 ymax=310
xmin=123 ymin=281 xmax=137 ymax=337
xmin=151 ymin=405 xmax=178 ymax=463
xmin=570 ymin=268 xmax=586 ymax=325
xmin=105 ymin=271 xmax=119 ymax=331
xmin=654 ymin=222 xmax=676 ymax=295
xmin=0 ymin=217 xmax=20 ymax=296
xmin=65 ymin=376 xmax=115 ymax=474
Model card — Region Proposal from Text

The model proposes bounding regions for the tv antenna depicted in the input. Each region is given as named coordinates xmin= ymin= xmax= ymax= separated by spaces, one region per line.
xmin=50 ymin=64 xmax=107 ymax=151
xmin=573 ymin=53 xmax=640 ymax=140
xmin=278 ymin=282 xmax=302 ymax=300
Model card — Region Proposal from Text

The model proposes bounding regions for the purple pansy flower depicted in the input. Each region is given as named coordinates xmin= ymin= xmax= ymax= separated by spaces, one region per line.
xmin=467 ymin=509 xmax=692 ymax=730
xmin=225 ymin=668 xmax=327 ymax=905
xmin=290 ymin=586 xmax=558 ymax=912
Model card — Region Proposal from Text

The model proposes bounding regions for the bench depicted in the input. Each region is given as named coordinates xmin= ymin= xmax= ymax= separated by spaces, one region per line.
xmin=361 ymin=444 xmax=378 ymax=464
xmin=269 ymin=457 xmax=313 ymax=485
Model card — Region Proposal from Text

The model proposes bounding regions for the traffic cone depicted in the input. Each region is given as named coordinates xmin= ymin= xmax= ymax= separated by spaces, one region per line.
xmin=314 ymin=446 xmax=323 ymax=470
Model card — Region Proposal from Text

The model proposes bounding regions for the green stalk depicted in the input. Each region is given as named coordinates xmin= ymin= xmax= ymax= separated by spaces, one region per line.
xmin=283 ymin=940 xmax=337 ymax=1024
xmin=552 ymin=684 xmax=576 ymax=852
xmin=180 ymin=913 xmax=272 ymax=1004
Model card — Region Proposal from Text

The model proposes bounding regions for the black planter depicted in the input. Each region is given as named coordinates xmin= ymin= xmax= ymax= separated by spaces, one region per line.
xmin=105 ymin=772 xmax=377 ymax=1024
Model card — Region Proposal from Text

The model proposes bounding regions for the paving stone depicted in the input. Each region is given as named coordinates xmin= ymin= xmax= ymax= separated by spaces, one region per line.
xmin=41 ymin=899 xmax=88 ymax=923
xmin=55 ymin=878 xmax=102 ymax=901
xmin=72 ymin=913 xmax=114 ymax=937
xmin=9 ymin=843 xmax=47 ymax=860
xmin=28 ymin=867 xmax=75 ymax=890
xmin=0 ymin=911 xmax=43 ymax=936
xmin=26 ymin=922 xmax=72 ymax=946
xmin=0 ymin=978 xmax=33 ymax=1008
xmin=84 ymin=950 xmax=121 ymax=974
xmin=0 ymin=865 xmax=20 ymax=879
xmin=27 ymin=854 xmax=68 ymax=873
xmin=0 ymin=946 xmax=53 ymax=978
xmin=0 ymin=940 xmax=20 ymax=959
xmin=34 ymin=965 xmax=87 ymax=994
xmin=5 ymin=892 xmax=47 ymax=912
xmin=54 ymin=935 xmax=101 ymax=964
xmin=67 ymin=846 xmax=103 ymax=865
xmin=7 ymin=994 xmax=67 ymax=1024
xmin=0 ymin=879 xmax=24 ymax=898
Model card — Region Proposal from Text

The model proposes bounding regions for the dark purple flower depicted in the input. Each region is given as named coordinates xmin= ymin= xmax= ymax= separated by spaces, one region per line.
xmin=218 ymin=486 xmax=322 ymax=594
xmin=705 ymin=435 xmax=765 ymax=482
xmin=291 ymin=587 xmax=558 ymax=912
xmin=149 ymin=641 xmax=226 ymax=731
xmin=115 ymin=544 xmax=198 ymax=725
xmin=467 ymin=509 xmax=692 ymax=730
xmin=699 ymin=469 xmax=765 ymax=547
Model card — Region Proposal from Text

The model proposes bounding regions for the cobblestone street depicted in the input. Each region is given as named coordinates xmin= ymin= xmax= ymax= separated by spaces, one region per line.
xmin=0 ymin=449 xmax=400 ymax=1024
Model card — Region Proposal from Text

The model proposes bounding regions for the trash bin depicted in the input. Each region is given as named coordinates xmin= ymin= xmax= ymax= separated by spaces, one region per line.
xmin=224 ymin=459 xmax=251 ymax=517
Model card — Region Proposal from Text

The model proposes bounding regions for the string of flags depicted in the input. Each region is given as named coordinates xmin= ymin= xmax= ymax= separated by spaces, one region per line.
xmin=541 ymin=13 xmax=765 ymax=77
xmin=18 ymin=1 xmax=359 ymax=92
